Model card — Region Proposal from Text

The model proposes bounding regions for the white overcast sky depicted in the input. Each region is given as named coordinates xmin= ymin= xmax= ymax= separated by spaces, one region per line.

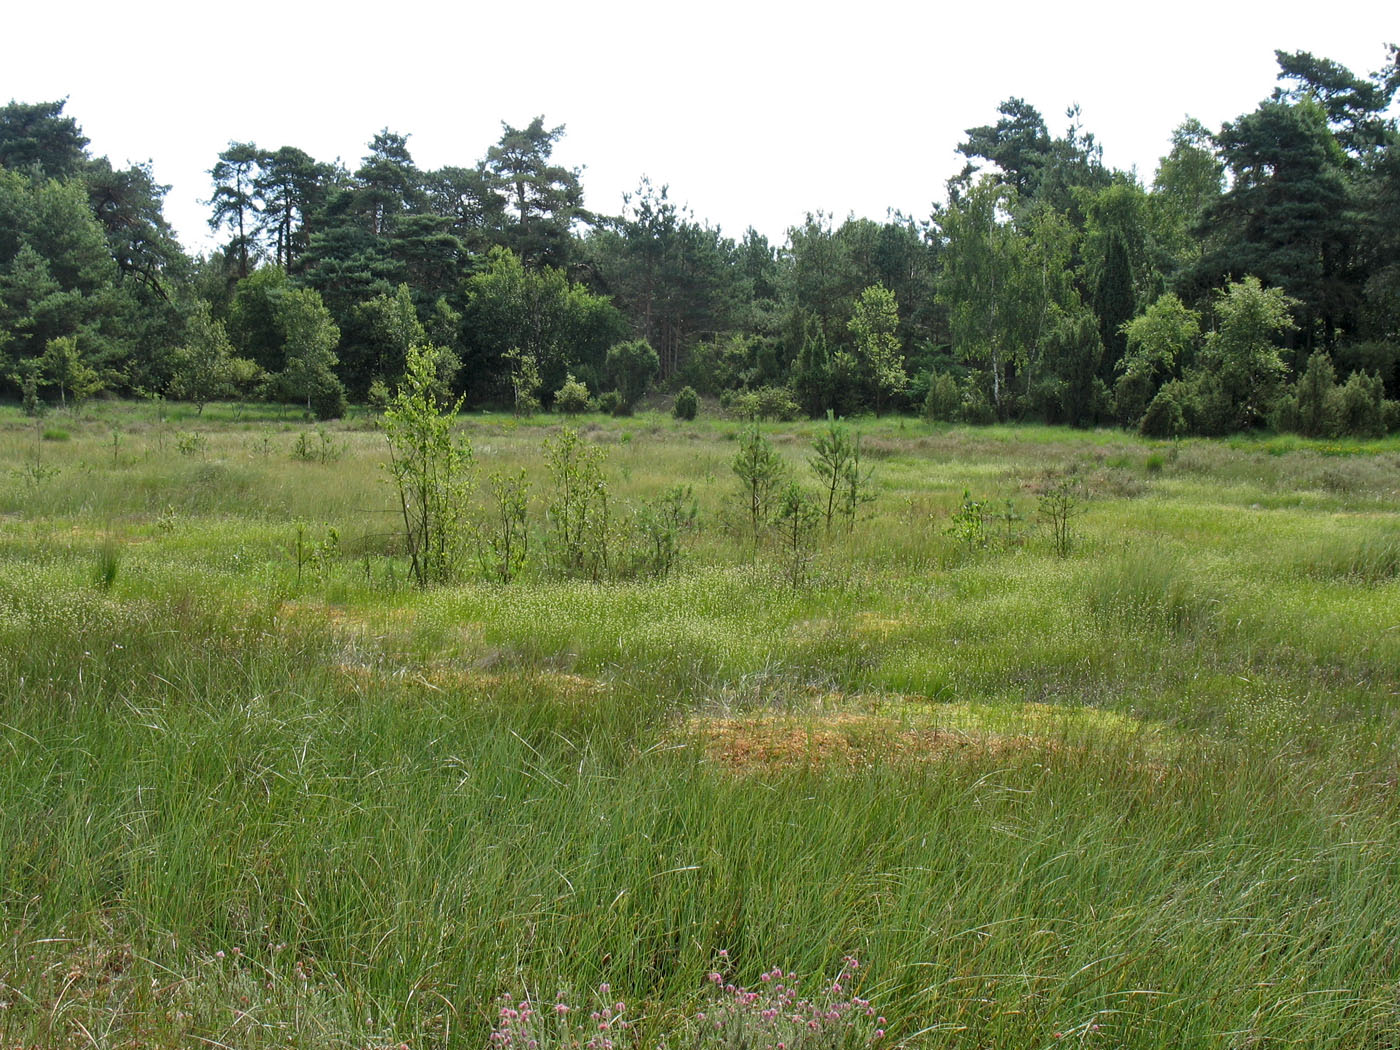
xmin=5 ymin=0 xmax=1396 ymax=253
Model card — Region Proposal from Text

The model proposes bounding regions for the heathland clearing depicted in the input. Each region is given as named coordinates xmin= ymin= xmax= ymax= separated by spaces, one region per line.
xmin=2 ymin=403 xmax=1398 ymax=1048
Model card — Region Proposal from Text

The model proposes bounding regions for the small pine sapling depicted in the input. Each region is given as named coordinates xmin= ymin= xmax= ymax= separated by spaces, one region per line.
xmin=732 ymin=426 xmax=786 ymax=550
xmin=809 ymin=415 xmax=855 ymax=533
xmin=774 ymin=481 xmax=821 ymax=588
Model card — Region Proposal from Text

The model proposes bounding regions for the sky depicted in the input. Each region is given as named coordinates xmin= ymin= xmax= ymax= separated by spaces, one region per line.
xmin=5 ymin=0 xmax=1396 ymax=254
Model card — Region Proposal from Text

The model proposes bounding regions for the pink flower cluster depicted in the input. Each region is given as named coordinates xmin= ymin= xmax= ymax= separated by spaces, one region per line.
xmin=486 ymin=954 xmax=888 ymax=1050
xmin=488 ymin=985 xmax=633 ymax=1050
xmin=695 ymin=955 xmax=887 ymax=1048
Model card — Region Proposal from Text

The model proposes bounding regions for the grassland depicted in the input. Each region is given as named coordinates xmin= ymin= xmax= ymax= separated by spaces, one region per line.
xmin=1 ymin=401 xmax=1398 ymax=1049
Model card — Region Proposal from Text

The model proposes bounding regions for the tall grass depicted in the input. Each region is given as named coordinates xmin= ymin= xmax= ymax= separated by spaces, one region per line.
xmin=1 ymin=404 xmax=1398 ymax=1047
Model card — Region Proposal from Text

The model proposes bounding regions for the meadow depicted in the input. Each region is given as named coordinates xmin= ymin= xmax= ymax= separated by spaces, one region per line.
xmin=1 ymin=401 xmax=1398 ymax=1049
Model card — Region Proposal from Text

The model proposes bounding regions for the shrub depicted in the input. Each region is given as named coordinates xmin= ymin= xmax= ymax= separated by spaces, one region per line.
xmin=1336 ymin=370 xmax=1385 ymax=437
xmin=310 ymin=377 xmax=347 ymax=421
xmin=596 ymin=390 xmax=623 ymax=416
xmin=606 ymin=339 xmax=660 ymax=412
xmin=728 ymin=385 xmax=801 ymax=422
xmin=1113 ymin=368 xmax=1155 ymax=429
xmin=923 ymin=371 xmax=962 ymax=422
xmin=810 ymin=417 xmax=856 ymax=531
xmin=382 ymin=344 xmax=474 ymax=586
xmin=960 ymin=384 xmax=996 ymax=425
xmin=673 ymin=385 xmax=699 ymax=420
xmin=774 ymin=481 xmax=821 ymax=587
xmin=1291 ymin=353 xmax=1339 ymax=437
xmin=626 ymin=484 xmax=697 ymax=579
xmin=479 ymin=469 xmax=531 ymax=583
xmin=366 ymin=377 xmax=391 ymax=411
xmin=504 ymin=347 xmax=542 ymax=416
xmin=1383 ymin=399 xmax=1400 ymax=434
xmin=553 ymin=373 xmax=592 ymax=414
xmin=544 ymin=427 xmax=613 ymax=580
xmin=1037 ymin=472 xmax=1083 ymax=558
xmin=1139 ymin=384 xmax=1187 ymax=438
xmin=732 ymin=426 xmax=786 ymax=547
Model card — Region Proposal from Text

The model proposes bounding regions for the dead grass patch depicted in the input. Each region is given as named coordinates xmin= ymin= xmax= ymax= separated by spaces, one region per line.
xmin=687 ymin=712 xmax=1055 ymax=773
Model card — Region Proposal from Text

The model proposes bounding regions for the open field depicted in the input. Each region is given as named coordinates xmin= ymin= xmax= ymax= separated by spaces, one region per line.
xmin=2 ymin=402 xmax=1399 ymax=1049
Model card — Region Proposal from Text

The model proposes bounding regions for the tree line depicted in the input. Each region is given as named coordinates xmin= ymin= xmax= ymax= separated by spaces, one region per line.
xmin=3 ymin=43 xmax=1399 ymax=436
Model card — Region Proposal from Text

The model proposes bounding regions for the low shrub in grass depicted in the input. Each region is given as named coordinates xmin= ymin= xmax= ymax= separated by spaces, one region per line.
xmin=673 ymin=385 xmax=699 ymax=421
xmin=555 ymin=373 xmax=593 ymax=414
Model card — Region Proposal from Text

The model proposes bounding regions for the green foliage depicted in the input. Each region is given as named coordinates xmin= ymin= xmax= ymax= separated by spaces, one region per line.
xmin=366 ymin=376 xmax=391 ymax=410
xmin=484 ymin=117 xmax=587 ymax=269
xmin=291 ymin=520 xmax=340 ymax=587
xmin=1199 ymin=96 xmax=1351 ymax=343
xmin=504 ymin=346 xmax=543 ymax=416
xmin=731 ymin=426 xmax=786 ymax=547
xmin=11 ymin=357 xmax=44 ymax=416
xmin=479 ymin=469 xmax=531 ymax=583
xmin=167 ymin=300 xmax=257 ymax=414
xmin=1040 ymin=305 xmax=1105 ymax=427
xmin=945 ymin=490 xmax=990 ymax=551
xmin=1037 ymin=473 xmax=1083 ymax=557
xmin=838 ymin=432 xmax=876 ymax=532
xmin=1138 ymin=383 xmax=1188 ymax=438
xmin=227 ymin=266 xmax=290 ymax=372
xmin=276 ymin=287 xmax=341 ymax=410
xmin=209 ymin=142 xmax=262 ymax=277
xmin=606 ymin=339 xmax=659 ymax=414
xmin=381 ymin=343 xmax=474 ymax=586
xmin=937 ymin=181 xmax=1076 ymax=419
xmin=846 ymin=283 xmax=907 ymax=413
xmin=772 ymin=481 xmax=821 ymax=587
xmin=627 ymin=484 xmax=696 ymax=580
xmin=923 ymin=371 xmax=962 ymax=422
xmin=463 ymin=247 xmax=626 ymax=406
xmin=291 ymin=426 xmax=345 ymax=464
xmin=790 ymin=317 xmax=834 ymax=417
xmin=1287 ymin=352 xmax=1339 ymax=437
xmin=1200 ymin=276 xmax=1297 ymax=431
xmin=1335 ymin=369 xmax=1386 ymax=437
xmin=553 ymin=372 xmax=592 ymax=414
xmin=1119 ymin=293 xmax=1199 ymax=390
xmin=41 ymin=334 xmax=103 ymax=408
xmin=596 ymin=390 xmax=623 ymax=416
xmin=1150 ymin=118 xmax=1223 ymax=267
xmin=725 ymin=385 xmax=801 ymax=422
xmin=809 ymin=416 xmax=855 ymax=532
xmin=346 ymin=283 xmax=425 ymax=394
xmin=174 ymin=431 xmax=208 ymax=458
xmin=309 ymin=377 xmax=347 ymax=421
xmin=0 ymin=99 xmax=90 ymax=178
xmin=544 ymin=427 xmax=613 ymax=581
xmin=672 ymin=385 xmax=699 ymax=421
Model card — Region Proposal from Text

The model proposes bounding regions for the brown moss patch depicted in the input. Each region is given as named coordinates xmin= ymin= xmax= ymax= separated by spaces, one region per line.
xmin=688 ymin=713 xmax=1053 ymax=773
